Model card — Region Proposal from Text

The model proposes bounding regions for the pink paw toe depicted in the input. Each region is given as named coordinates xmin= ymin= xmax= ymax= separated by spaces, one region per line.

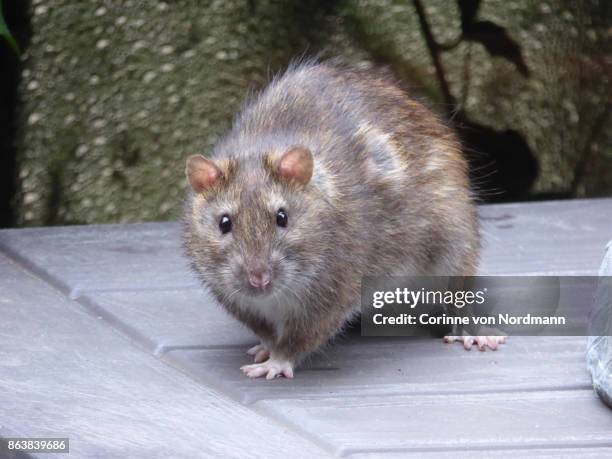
xmin=240 ymin=358 xmax=294 ymax=380
xmin=444 ymin=335 xmax=507 ymax=351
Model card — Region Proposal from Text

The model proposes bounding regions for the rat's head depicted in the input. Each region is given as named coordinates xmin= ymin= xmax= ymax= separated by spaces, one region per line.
xmin=184 ymin=146 xmax=331 ymax=303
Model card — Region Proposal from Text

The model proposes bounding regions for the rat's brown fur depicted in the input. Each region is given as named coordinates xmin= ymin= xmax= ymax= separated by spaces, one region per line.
xmin=183 ymin=60 xmax=479 ymax=368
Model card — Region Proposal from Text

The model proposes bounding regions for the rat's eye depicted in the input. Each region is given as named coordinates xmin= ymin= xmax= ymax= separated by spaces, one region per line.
xmin=276 ymin=208 xmax=288 ymax=228
xmin=219 ymin=214 xmax=232 ymax=234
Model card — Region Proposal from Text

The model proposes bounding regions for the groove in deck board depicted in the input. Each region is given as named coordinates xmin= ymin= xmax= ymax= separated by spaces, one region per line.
xmin=349 ymin=446 xmax=612 ymax=459
xmin=1 ymin=198 xmax=610 ymax=457
xmin=256 ymin=390 xmax=612 ymax=455
xmin=0 ymin=199 xmax=609 ymax=298
xmin=80 ymin=289 xmax=258 ymax=351
xmin=0 ymin=222 xmax=199 ymax=296
xmin=164 ymin=336 xmax=591 ymax=404
xmin=0 ymin=255 xmax=331 ymax=458
xmin=478 ymin=198 xmax=611 ymax=275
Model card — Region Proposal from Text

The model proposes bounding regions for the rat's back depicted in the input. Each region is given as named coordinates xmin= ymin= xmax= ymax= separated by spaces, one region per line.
xmin=218 ymin=60 xmax=480 ymax=277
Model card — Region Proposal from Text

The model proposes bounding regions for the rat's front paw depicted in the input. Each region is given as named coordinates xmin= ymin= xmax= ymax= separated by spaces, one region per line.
xmin=444 ymin=335 xmax=507 ymax=351
xmin=246 ymin=343 xmax=270 ymax=363
xmin=240 ymin=357 xmax=294 ymax=380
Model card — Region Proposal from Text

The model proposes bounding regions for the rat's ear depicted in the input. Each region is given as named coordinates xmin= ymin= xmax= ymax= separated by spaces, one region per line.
xmin=185 ymin=154 xmax=223 ymax=193
xmin=276 ymin=146 xmax=313 ymax=186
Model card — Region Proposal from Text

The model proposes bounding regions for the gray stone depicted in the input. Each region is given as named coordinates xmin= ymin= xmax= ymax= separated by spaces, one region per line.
xmin=587 ymin=240 xmax=612 ymax=408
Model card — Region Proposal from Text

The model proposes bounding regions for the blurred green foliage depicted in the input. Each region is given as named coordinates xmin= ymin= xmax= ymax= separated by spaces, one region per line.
xmin=13 ymin=0 xmax=611 ymax=226
xmin=0 ymin=0 xmax=19 ymax=53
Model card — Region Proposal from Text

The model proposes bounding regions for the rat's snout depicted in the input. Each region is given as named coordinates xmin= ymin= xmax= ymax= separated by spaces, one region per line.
xmin=247 ymin=263 xmax=272 ymax=290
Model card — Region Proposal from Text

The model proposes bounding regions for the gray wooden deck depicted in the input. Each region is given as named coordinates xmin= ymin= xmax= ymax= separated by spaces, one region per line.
xmin=1 ymin=198 xmax=611 ymax=458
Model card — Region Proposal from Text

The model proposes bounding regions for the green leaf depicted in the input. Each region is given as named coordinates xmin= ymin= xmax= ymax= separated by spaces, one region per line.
xmin=0 ymin=0 xmax=20 ymax=54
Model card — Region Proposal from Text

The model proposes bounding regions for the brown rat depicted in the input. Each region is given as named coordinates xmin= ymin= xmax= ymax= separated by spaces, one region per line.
xmin=183 ymin=60 xmax=503 ymax=379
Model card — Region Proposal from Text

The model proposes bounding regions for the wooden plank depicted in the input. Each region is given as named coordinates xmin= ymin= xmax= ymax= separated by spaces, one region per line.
xmin=0 ymin=255 xmax=330 ymax=458
xmin=0 ymin=222 xmax=198 ymax=297
xmin=0 ymin=199 xmax=609 ymax=300
xmin=350 ymin=447 xmax=612 ymax=458
xmin=1 ymin=199 xmax=609 ymax=457
xmin=479 ymin=198 xmax=611 ymax=275
xmin=0 ymin=199 xmax=608 ymax=355
xmin=165 ymin=336 xmax=591 ymax=403
xmin=81 ymin=289 xmax=258 ymax=352
xmin=256 ymin=390 xmax=612 ymax=456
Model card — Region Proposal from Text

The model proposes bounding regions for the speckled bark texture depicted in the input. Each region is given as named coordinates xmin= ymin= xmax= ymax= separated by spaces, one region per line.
xmin=14 ymin=0 xmax=611 ymax=225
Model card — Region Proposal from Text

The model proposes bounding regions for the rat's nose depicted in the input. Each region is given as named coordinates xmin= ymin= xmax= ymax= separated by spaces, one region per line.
xmin=248 ymin=265 xmax=272 ymax=289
